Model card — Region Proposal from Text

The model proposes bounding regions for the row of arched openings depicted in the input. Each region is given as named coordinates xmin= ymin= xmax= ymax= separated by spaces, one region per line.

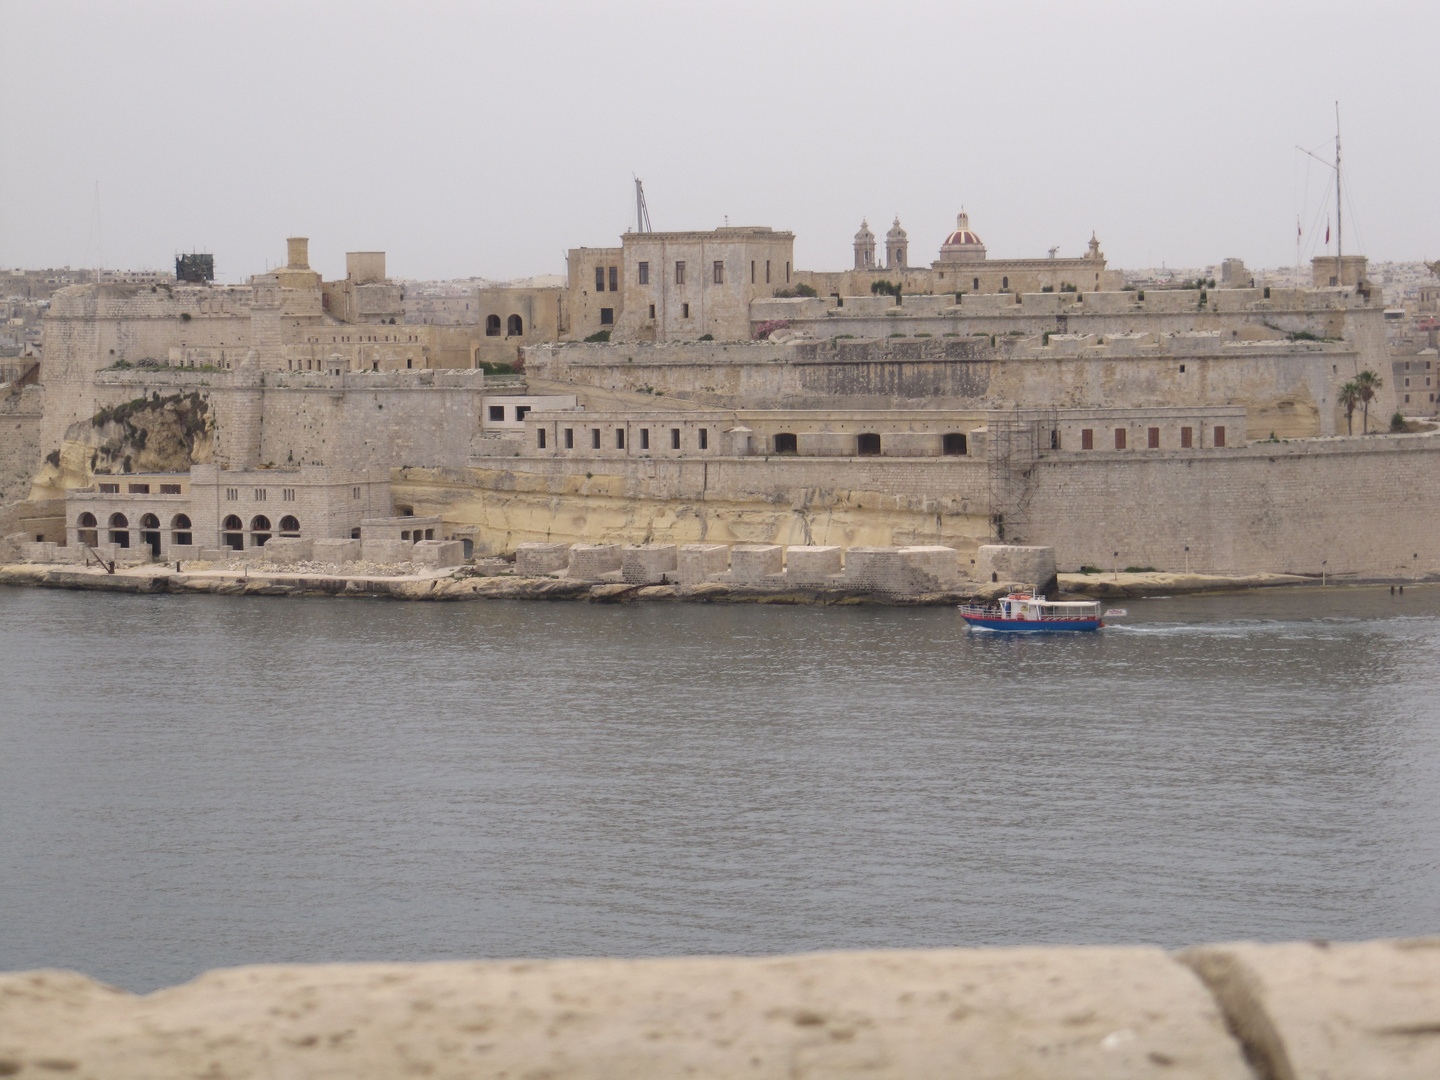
xmin=77 ymin=512 xmax=298 ymax=553
xmin=485 ymin=314 xmax=524 ymax=337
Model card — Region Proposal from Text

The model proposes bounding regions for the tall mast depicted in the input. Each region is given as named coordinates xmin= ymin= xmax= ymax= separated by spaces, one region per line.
xmin=1334 ymin=102 xmax=1342 ymax=265
xmin=634 ymin=177 xmax=652 ymax=234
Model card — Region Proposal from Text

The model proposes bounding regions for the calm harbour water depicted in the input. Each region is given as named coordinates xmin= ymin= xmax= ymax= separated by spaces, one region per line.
xmin=2 ymin=584 xmax=1439 ymax=992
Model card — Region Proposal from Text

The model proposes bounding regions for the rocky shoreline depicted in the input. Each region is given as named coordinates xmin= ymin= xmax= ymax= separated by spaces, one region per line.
xmin=1 ymin=562 xmax=1426 ymax=605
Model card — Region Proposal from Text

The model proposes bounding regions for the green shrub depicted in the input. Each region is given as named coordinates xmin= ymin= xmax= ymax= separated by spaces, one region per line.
xmin=1078 ymin=565 xmax=1101 ymax=574
xmin=1391 ymin=411 xmax=1407 ymax=432
xmin=1123 ymin=566 xmax=1157 ymax=573
xmin=583 ymin=330 xmax=611 ymax=343
xmin=698 ymin=334 xmax=713 ymax=341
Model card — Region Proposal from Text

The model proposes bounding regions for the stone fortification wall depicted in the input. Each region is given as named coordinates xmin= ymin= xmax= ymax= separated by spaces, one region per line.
xmin=526 ymin=332 xmax=1374 ymax=437
xmin=1026 ymin=432 xmax=1440 ymax=576
xmin=4 ymin=939 xmax=1437 ymax=1079
xmin=68 ymin=369 xmax=493 ymax=474
xmin=0 ymin=385 xmax=43 ymax=504
xmin=398 ymin=429 xmax=1440 ymax=576
xmin=41 ymin=284 xmax=255 ymax=453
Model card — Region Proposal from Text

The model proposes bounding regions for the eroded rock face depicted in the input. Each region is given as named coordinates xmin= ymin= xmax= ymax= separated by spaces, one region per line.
xmin=35 ymin=392 xmax=213 ymax=493
xmin=0 ymin=948 xmax=1251 ymax=1080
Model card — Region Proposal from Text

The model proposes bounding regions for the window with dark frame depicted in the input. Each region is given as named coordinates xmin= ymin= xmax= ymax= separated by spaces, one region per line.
xmin=638 ymin=262 xmax=649 ymax=285
xmin=1181 ymin=426 xmax=1193 ymax=448
xmin=591 ymin=428 xmax=601 ymax=449
xmin=1114 ymin=429 xmax=1126 ymax=450
xmin=698 ymin=428 xmax=708 ymax=450
xmin=670 ymin=428 xmax=680 ymax=449
xmin=1148 ymin=427 xmax=1160 ymax=449
xmin=609 ymin=266 xmax=618 ymax=291
xmin=682 ymin=303 xmax=690 ymax=318
xmin=713 ymin=261 xmax=723 ymax=284
xmin=675 ymin=261 xmax=686 ymax=285
xmin=537 ymin=429 xmax=547 ymax=449
xmin=564 ymin=428 xmax=574 ymax=449
xmin=640 ymin=429 xmax=650 ymax=450
xmin=595 ymin=266 xmax=605 ymax=292
xmin=600 ymin=308 xmax=613 ymax=325
xmin=1081 ymin=429 xmax=1094 ymax=450
xmin=489 ymin=405 xmax=505 ymax=421
xmin=616 ymin=429 xmax=625 ymax=450
xmin=1214 ymin=426 xmax=1226 ymax=448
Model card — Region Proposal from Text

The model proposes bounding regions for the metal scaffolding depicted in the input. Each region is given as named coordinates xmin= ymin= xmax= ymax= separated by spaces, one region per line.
xmin=986 ymin=407 xmax=1057 ymax=544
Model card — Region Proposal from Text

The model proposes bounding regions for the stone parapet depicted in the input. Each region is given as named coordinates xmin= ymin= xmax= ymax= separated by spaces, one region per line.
xmin=262 ymin=537 xmax=313 ymax=563
xmin=412 ymin=540 xmax=465 ymax=568
xmin=360 ymin=539 xmax=413 ymax=564
xmin=785 ymin=544 xmax=843 ymax=584
xmin=312 ymin=538 xmax=361 ymax=563
xmin=731 ymin=544 xmax=783 ymax=583
xmin=7 ymin=939 xmax=1435 ymax=1078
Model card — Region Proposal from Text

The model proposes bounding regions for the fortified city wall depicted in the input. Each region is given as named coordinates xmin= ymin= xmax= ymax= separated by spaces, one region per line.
xmin=392 ymin=424 xmax=1440 ymax=576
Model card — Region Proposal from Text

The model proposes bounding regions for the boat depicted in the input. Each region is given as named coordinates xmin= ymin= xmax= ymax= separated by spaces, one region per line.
xmin=959 ymin=588 xmax=1107 ymax=632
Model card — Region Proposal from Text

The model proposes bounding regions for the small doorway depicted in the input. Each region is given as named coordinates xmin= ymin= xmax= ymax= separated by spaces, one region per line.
xmin=857 ymin=432 xmax=882 ymax=456
xmin=108 ymin=512 xmax=130 ymax=548
xmin=942 ymin=433 xmax=968 ymax=456
xmin=774 ymin=432 xmax=798 ymax=454
xmin=223 ymin=514 xmax=244 ymax=550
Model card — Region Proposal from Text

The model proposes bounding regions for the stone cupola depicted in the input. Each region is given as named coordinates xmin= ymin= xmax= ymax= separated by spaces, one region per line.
xmin=853 ymin=220 xmax=877 ymax=270
xmin=885 ymin=217 xmax=908 ymax=270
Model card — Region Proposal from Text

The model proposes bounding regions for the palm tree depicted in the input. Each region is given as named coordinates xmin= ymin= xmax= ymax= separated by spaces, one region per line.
xmin=1339 ymin=381 xmax=1361 ymax=435
xmin=1355 ymin=369 xmax=1384 ymax=433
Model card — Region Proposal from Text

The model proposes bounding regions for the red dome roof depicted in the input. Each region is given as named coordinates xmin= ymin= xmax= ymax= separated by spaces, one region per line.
xmin=944 ymin=230 xmax=983 ymax=246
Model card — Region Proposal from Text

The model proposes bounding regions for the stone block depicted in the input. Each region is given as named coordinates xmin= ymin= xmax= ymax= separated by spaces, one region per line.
xmin=199 ymin=548 xmax=233 ymax=563
xmin=976 ymin=544 xmax=1058 ymax=593
xmin=843 ymin=546 xmax=906 ymax=591
xmin=785 ymin=545 xmax=843 ymax=584
xmin=515 ymin=542 xmax=571 ymax=576
xmin=0 ymin=947 xmax=1253 ymax=1079
xmin=312 ymin=538 xmax=362 ymax=564
xmin=263 ymin=537 xmax=313 ymax=564
xmin=797 ymin=431 xmax=858 ymax=457
xmin=1179 ymin=938 xmax=1440 ymax=1080
xmin=361 ymin=539 xmax=414 ymax=565
xmin=413 ymin=540 xmax=465 ymax=568
xmin=22 ymin=541 xmax=59 ymax=563
xmin=167 ymin=544 xmax=199 ymax=564
xmin=622 ymin=544 xmax=678 ymax=584
xmin=899 ymin=545 xmax=962 ymax=591
xmin=677 ymin=543 xmax=729 ymax=584
xmin=567 ymin=543 xmax=622 ymax=580
xmin=731 ymin=544 xmax=783 ymax=583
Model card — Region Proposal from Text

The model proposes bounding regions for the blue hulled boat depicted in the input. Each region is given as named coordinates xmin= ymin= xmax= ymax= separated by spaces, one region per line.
xmin=959 ymin=590 xmax=1105 ymax=632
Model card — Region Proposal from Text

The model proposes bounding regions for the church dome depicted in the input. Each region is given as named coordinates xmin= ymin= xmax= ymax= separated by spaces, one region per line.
xmin=940 ymin=209 xmax=986 ymax=262
xmin=886 ymin=216 xmax=907 ymax=241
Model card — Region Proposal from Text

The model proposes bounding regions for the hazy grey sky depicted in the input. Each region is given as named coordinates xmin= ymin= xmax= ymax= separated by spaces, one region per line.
xmin=3 ymin=1 xmax=1436 ymax=283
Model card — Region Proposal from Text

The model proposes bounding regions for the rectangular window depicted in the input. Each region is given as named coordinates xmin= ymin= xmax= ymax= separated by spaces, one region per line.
xmin=638 ymin=261 xmax=649 ymax=285
xmin=537 ymin=428 xmax=547 ymax=449
xmin=283 ymin=488 xmax=295 ymax=501
xmin=640 ymin=428 xmax=650 ymax=450
xmin=1214 ymin=426 xmax=1226 ymax=448
xmin=1080 ymin=429 xmax=1094 ymax=450
xmin=591 ymin=428 xmax=601 ymax=449
xmin=1406 ymin=378 xmax=1411 ymax=387
xmin=615 ymin=428 xmax=625 ymax=450
xmin=1114 ymin=429 xmax=1126 ymax=450
xmin=516 ymin=406 xmax=531 ymax=421
xmin=160 ymin=484 xmax=181 ymax=495
xmin=682 ymin=302 xmax=690 ymax=318
xmin=595 ymin=266 xmax=605 ymax=292
xmin=698 ymin=428 xmax=708 ymax=450
xmin=1181 ymin=426 xmax=1193 ymax=448
xmin=751 ymin=261 xmax=755 ymax=283
xmin=128 ymin=483 xmax=149 ymax=494
xmin=489 ymin=405 xmax=505 ymax=421
xmin=600 ymin=308 xmax=614 ymax=325
xmin=713 ymin=261 xmax=724 ymax=284
xmin=671 ymin=427 xmax=681 ymax=449
xmin=609 ymin=266 xmax=618 ymax=292
xmin=1148 ymin=427 xmax=1160 ymax=449
xmin=675 ymin=261 xmax=686 ymax=285
xmin=564 ymin=427 xmax=574 ymax=449
xmin=766 ymin=260 xmax=771 ymax=284
xmin=255 ymin=488 xmax=267 ymax=501
xmin=99 ymin=483 xmax=119 ymax=493
xmin=786 ymin=261 xmax=790 ymax=283
xmin=648 ymin=304 xmax=655 ymax=319
xmin=1406 ymin=394 xmax=1411 ymax=403
xmin=352 ymin=487 xmax=360 ymax=499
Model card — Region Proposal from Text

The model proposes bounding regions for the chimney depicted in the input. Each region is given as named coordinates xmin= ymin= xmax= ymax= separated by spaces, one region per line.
xmin=286 ymin=237 xmax=310 ymax=270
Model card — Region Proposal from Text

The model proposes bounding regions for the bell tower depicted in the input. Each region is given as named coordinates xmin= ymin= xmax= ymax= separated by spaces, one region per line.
xmin=885 ymin=217 xmax=908 ymax=270
xmin=853 ymin=220 xmax=876 ymax=270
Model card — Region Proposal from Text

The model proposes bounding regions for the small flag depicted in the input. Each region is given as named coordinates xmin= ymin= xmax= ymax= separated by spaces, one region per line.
xmin=1297 ymin=219 xmax=1302 ymax=238
xmin=1326 ymin=221 xmax=1331 ymax=244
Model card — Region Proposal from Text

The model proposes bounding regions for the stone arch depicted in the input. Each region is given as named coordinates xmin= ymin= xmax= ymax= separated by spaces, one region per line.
xmin=485 ymin=314 xmax=501 ymax=337
xmin=857 ymin=432 xmax=881 ymax=456
xmin=171 ymin=514 xmax=192 ymax=546
xmin=140 ymin=513 xmax=162 ymax=556
xmin=507 ymin=314 xmax=523 ymax=336
xmin=773 ymin=432 xmax=798 ymax=454
xmin=108 ymin=513 xmax=130 ymax=548
xmin=250 ymin=515 xmax=272 ymax=547
xmin=279 ymin=515 xmax=300 ymax=537
xmin=77 ymin=512 xmax=98 ymax=548
xmin=223 ymin=514 xmax=244 ymax=551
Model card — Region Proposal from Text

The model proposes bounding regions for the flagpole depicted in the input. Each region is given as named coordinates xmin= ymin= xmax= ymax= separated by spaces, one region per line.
xmin=1335 ymin=101 xmax=1343 ymax=272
